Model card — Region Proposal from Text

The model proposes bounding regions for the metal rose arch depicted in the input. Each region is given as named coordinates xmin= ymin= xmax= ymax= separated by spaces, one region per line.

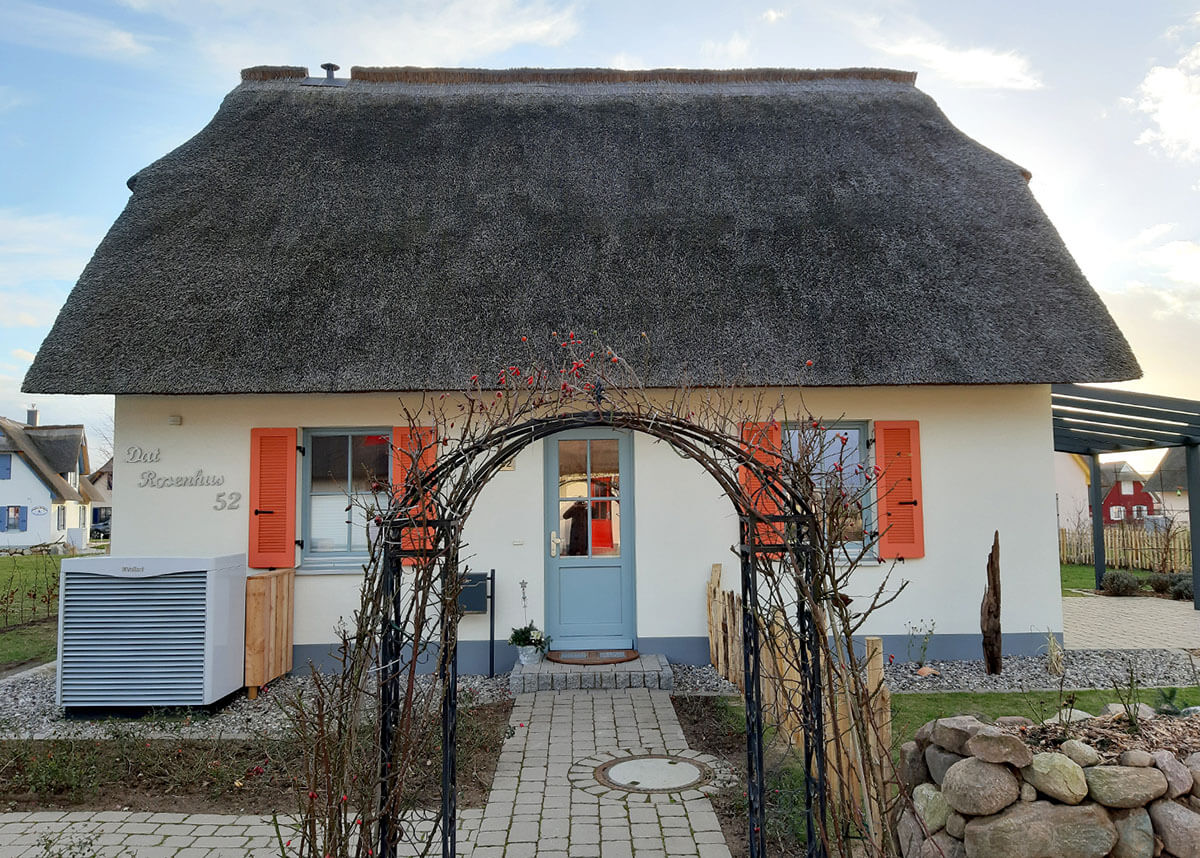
xmin=377 ymin=408 xmax=828 ymax=858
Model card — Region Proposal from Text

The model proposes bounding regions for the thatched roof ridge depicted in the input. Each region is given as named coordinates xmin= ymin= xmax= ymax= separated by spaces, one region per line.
xmin=24 ymin=68 xmax=1140 ymax=395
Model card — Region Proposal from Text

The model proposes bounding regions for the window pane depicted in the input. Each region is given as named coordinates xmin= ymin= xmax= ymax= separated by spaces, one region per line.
xmin=590 ymin=440 xmax=620 ymax=497
xmin=310 ymin=494 xmax=348 ymax=552
xmin=352 ymin=434 xmax=391 ymax=492
xmin=350 ymin=495 xmax=381 ymax=550
xmin=592 ymin=500 xmax=620 ymax=556
xmin=560 ymin=500 xmax=590 ymax=555
xmin=558 ymin=441 xmax=588 ymax=498
xmin=311 ymin=435 xmax=348 ymax=493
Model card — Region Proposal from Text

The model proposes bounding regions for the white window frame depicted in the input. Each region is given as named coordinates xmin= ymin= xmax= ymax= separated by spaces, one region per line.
xmin=1132 ymin=505 xmax=1148 ymax=519
xmin=1109 ymin=506 xmax=1126 ymax=521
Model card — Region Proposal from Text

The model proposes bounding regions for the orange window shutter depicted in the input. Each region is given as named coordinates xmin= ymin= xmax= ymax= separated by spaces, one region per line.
xmin=739 ymin=421 xmax=784 ymax=551
xmin=248 ymin=428 xmax=297 ymax=569
xmin=875 ymin=420 xmax=924 ymax=560
xmin=392 ymin=427 xmax=437 ymax=564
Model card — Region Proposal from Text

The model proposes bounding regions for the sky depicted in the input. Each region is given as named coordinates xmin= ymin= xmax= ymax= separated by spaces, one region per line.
xmin=0 ymin=1 xmax=1198 ymax=470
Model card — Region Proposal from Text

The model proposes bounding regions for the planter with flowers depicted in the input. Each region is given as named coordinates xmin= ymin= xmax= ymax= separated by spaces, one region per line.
xmin=509 ymin=622 xmax=550 ymax=666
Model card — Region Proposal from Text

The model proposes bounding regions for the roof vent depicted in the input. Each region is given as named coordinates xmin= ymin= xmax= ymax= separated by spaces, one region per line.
xmin=302 ymin=62 xmax=348 ymax=88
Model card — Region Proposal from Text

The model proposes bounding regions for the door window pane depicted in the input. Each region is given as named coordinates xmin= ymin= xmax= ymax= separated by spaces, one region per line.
xmin=590 ymin=440 xmax=620 ymax=497
xmin=560 ymin=500 xmax=590 ymax=555
xmin=311 ymin=435 xmax=348 ymax=493
xmin=558 ymin=440 xmax=588 ymax=498
xmin=592 ymin=500 xmax=620 ymax=556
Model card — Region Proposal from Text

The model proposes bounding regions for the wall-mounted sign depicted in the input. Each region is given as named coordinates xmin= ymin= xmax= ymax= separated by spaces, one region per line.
xmin=138 ymin=469 xmax=226 ymax=489
xmin=125 ymin=446 xmax=162 ymax=463
xmin=30 ymin=506 xmax=48 ymax=516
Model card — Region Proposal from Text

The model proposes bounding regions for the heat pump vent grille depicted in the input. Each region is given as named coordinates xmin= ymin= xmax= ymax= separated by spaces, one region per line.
xmin=60 ymin=570 xmax=208 ymax=706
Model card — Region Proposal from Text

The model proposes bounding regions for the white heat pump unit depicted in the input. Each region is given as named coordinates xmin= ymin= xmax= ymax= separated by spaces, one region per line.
xmin=57 ymin=555 xmax=248 ymax=709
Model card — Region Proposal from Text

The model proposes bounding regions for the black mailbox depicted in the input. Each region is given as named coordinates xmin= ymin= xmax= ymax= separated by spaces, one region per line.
xmin=458 ymin=572 xmax=489 ymax=614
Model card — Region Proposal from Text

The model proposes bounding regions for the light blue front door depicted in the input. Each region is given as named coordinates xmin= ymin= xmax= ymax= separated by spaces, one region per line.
xmin=544 ymin=429 xmax=636 ymax=650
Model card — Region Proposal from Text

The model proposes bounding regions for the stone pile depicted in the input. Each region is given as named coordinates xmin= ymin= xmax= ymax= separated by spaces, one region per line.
xmin=898 ymin=714 xmax=1200 ymax=858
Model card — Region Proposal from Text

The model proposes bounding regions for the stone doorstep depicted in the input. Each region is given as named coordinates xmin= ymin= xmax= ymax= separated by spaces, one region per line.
xmin=508 ymin=654 xmax=674 ymax=694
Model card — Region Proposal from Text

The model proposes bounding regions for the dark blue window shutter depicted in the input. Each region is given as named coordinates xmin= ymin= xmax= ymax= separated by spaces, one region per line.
xmin=17 ymin=507 xmax=28 ymax=532
xmin=0 ymin=454 xmax=10 ymax=479
xmin=0 ymin=507 xmax=7 ymax=530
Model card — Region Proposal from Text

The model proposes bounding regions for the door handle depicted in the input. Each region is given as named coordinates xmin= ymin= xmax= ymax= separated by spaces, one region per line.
xmin=549 ymin=530 xmax=562 ymax=557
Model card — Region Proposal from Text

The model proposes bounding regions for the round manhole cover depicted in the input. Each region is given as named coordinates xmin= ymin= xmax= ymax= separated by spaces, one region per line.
xmin=595 ymin=754 xmax=711 ymax=793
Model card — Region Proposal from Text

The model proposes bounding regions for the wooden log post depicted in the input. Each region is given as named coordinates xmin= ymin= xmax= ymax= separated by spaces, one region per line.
xmin=981 ymin=530 xmax=1002 ymax=675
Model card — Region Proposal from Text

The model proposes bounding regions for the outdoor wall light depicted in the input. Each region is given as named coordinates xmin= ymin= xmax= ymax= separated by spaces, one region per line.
xmin=167 ymin=415 xmax=183 ymax=425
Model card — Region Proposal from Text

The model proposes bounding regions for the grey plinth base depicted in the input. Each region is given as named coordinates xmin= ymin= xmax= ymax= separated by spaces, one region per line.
xmin=509 ymin=653 xmax=674 ymax=694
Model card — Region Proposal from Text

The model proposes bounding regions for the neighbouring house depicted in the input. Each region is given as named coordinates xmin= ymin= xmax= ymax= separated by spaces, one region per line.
xmin=23 ymin=66 xmax=1141 ymax=668
xmin=0 ymin=409 xmax=93 ymax=550
xmin=1098 ymin=462 xmax=1159 ymax=525
xmin=1053 ymin=452 xmax=1092 ymax=530
xmin=1147 ymin=446 xmax=1191 ymax=522
xmin=87 ymin=457 xmax=113 ymax=532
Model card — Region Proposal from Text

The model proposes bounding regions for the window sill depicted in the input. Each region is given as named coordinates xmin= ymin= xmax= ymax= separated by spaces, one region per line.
xmin=296 ymin=557 xmax=371 ymax=575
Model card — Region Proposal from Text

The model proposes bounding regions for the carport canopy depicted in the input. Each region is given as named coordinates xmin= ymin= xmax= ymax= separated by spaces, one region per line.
xmin=1052 ymin=383 xmax=1200 ymax=607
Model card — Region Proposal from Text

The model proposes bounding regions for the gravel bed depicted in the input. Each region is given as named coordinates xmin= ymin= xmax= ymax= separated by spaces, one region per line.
xmin=671 ymin=663 xmax=740 ymax=696
xmin=885 ymin=648 xmax=1200 ymax=693
xmin=0 ymin=664 xmax=513 ymax=740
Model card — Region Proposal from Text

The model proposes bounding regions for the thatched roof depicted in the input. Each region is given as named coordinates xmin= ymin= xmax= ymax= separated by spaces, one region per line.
xmin=0 ymin=418 xmax=86 ymax=503
xmin=24 ymin=67 xmax=1139 ymax=394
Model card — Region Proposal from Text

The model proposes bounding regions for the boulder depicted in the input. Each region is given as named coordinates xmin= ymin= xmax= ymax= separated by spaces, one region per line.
xmin=900 ymin=741 xmax=931 ymax=789
xmin=1183 ymin=753 xmax=1200 ymax=798
xmin=1153 ymin=750 xmax=1195 ymax=800
xmin=925 ymin=745 xmax=967 ymax=787
xmin=1121 ymin=750 xmax=1156 ymax=767
xmin=1148 ymin=799 xmax=1200 ymax=858
xmin=896 ymin=808 xmax=924 ymax=858
xmin=1042 ymin=707 xmax=1095 ymax=725
xmin=1181 ymin=706 xmax=1200 ymax=718
xmin=915 ymin=719 xmax=938 ymax=751
xmin=917 ymin=831 xmax=965 ymax=858
xmin=963 ymin=800 xmax=1116 ymax=858
xmin=966 ymin=725 xmax=1033 ymax=768
xmin=1061 ymin=739 xmax=1102 ymax=767
xmin=1110 ymin=807 xmax=1154 ymax=858
xmin=931 ymin=715 xmax=987 ymax=755
xmin=1022 ymin=752 xmax=1089 ymax=805
xmin=912 ymin=783 xmax=949 ymax=834
xmin=1103 ymin=702 xmax=1158 ymax=722
xmin=945 ymin=811 xmax=965 ymax=839
xmin=995 ymin=715 xmax=1034 ymax=728
xmin=940 ymin=758 xmax=1020 ymax=817
xmin=1020 ymin=782 xmax=1037 ymax=801
xmin=1085 ymin=766 xmax=1168 ymax=808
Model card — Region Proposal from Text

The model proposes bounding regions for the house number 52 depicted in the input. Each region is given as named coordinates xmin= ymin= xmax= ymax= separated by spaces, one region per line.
xmin=213 ymin=492 xmax=242 ymax=511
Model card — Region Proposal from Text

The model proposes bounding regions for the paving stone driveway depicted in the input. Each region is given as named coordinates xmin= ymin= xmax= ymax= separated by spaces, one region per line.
xmin=1 ymin=688 xmax=734 ymax=858
xmin=1062 ymin=592 xmax=1200 ymax=650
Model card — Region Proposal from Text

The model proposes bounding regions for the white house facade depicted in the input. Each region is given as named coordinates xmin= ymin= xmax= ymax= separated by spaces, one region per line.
xmin=0 ymin=414 xmax=92 ymax=550
xmin=25 ymin=66 xmax=1141 ymax=673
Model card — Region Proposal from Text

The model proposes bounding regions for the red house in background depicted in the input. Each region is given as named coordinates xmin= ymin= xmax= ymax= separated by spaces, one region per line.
xmin=1098 ymin=462 xmax=1157 ymax=524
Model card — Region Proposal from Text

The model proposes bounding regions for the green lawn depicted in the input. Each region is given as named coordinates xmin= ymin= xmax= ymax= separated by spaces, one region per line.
xmin=1060 ymin=563 xmax=1156 ymax=597
xmin=0 ymin=554 xmax=62 ymax=670
xmin=890 ymin=686 xmax=1200 ymax=744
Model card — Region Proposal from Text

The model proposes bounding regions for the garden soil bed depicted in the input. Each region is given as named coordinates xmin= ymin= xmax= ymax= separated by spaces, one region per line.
xmin=673 ymin=694 xmax=808 ymax=858
xmin=0 ymin=699 xmax=512 ymax=814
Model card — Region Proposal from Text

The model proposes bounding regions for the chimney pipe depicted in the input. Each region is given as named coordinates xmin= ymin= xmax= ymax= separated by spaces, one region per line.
xmin=322 ymin=62 xmax=339 ymax=81
xmin=26 ymin=406 xmax=38 ymax=427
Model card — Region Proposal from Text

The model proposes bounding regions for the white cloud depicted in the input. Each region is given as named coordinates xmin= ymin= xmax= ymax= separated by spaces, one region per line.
xmin=1135 ymin=41 xmax=1200 ymax=161
xmin=117 ymin=0 xmax=578 ymax=72
xmin=0 ymin=209 xmax=101 ymax=291
xmin=1141 ymin=239 xmax=1200 ymax=289
xmin=762 ymin=9 xmax=787 ymax=24
xmin=700 ymin=32 xmax=750 ymax=65
xmin=874 ymin=36 xmax=1041 ymax=90
xmin=609 ymin=53 xmax=646 ymax=70
xmin=0 ymin=2 xmax=154 ymax=61
xmin=11 ymin=349 xmax=35 ymax=363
